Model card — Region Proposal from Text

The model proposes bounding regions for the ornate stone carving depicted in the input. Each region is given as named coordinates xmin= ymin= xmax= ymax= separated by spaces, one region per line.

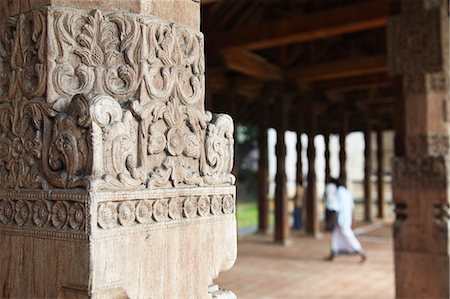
xmin=96 ymin=193 xmax=235 ymax=229
xmin=0 ymin=8 xmax=234 ymax=192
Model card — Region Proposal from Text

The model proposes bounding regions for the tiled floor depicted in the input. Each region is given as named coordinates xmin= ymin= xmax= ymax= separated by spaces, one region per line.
xmin=216 ymin=222 xmax=394 ymax=299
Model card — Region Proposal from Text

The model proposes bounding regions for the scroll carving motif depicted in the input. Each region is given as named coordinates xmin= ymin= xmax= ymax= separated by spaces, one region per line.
xmin=0 ymin=8 xmax=235 ymax=192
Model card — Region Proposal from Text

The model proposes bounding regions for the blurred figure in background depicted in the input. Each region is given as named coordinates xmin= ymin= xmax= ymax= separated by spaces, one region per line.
xmin=323 ymin=178 xmax=339 ymax=232
xmin=327 ymin=178 xmax=366 ymax=262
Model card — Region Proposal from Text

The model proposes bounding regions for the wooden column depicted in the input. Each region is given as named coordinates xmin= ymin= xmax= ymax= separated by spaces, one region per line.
xmin=364 ymin=121 xmax=372 ymax=222
xmin=296 ymin=133 xmax=303 ymax=187
xmin=339 ymin=112 xmax=347 ymax=184
xmin=274 ymin=97 xmax=289 ymax=243
xmin=305 ymin=102 xmax=318 ymax=236
xmin=258 ymin=99 xmax=269 ymax=232
xmin=388 ymin=2 xmax=449 ymax=296
xmin=376 ymin=129 xmax=384 ymax=219
xmin=324 ymin=134 xmax=331 ymax=182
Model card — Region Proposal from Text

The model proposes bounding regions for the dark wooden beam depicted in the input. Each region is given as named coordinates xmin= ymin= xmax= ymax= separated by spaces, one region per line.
xmin=208 ymin=2 xmax=390 ymax=50
xmin=221 ymin=49 xmax=283 ymax=80
xmin=288 ymin=55 xmax=387 ymax=82
xmin=314 ymin=73 xmax=392 ymax=93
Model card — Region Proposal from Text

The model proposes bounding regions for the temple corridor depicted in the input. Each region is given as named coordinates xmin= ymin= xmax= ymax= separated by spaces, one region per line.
xmin=217 ymin=221 xmax=394 ymax=299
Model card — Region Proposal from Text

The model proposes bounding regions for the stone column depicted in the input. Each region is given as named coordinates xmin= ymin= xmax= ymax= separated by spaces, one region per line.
xmin=339 ymin=112 xmax=347 ymax=185
xmin=364 ymin=122 xmax=373 ymax=222
xmin=377 ymin=129 xmax=385 ymax=219
xmin=305 ymin=102 xmax=318 ymax=236
xmin=258 ymin=98 xmax=269 ymax=233
xmin=274 ymin=97 xmax=289 ymax=243
xmin=388 ymin=1 xmax=449 ymax=298
xmin=0 ymin=1 xmax=237 ymax=298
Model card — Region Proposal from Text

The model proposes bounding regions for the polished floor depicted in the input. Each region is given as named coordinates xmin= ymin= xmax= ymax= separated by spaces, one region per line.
xmin=216 ymin=222 xmax=394 ymax=299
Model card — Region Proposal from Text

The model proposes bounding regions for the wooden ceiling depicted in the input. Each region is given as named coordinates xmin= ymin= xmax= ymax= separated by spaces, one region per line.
xmin=202 ymin=0 xmax=396 ymax=134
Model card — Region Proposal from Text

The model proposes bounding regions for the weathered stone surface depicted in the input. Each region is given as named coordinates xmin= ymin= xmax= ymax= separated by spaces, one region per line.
xmin=0 ymin=2 xmax=235 ymax=298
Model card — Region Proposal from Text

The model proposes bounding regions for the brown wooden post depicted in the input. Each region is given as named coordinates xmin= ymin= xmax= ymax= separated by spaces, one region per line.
xmin=258 ymin=98 xmax=269 ymax=233
xmin=364 ymin=121 xmax=372 ymax=222
xmin=296 ymin=133 xmax=303 ymax=187
xmin=305 ymin=102 xmax=318 ymax=236
xmin=324 ymin=133 xmax=331 ymax=183
xmin=376 ymin=129 xmax=384 ymax=219
xmin=388 ymin=2 xmax=449 ymax=296
xmin=339 ymin=112 xmax=347 ymax=184
xmin=274 ymin=96 xmax=289 ymax=243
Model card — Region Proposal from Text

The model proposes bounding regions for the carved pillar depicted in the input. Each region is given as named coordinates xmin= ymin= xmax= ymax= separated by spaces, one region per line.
xmin=377 ymin=129 xmax=385 ymax=219
xmin=339 ymin=112 xmax=348 ymax=185
xmin=305 ymin=102 xmax=318 ymax=236
xmin=388 ymin=1 xmax=449 ymax=298
xmin=324 ymin=134 xmax=331 ymax=183
xmin=364 ymin=121 xmax=373 ymax=222
xmin=258 ymin=98 xmax=269 ymax=233
xmin=0 ymin=1 xmax=237 ymax=298
xmin=274 ymin=96 xmax=289 ymax=243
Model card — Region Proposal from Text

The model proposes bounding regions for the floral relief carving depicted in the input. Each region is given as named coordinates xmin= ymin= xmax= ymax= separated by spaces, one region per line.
xmin=136 ymin=199 xmax=153 ymax=224
xmin=32 ymin=200 xmax=50 ymax=227
xmin=0 ymin=196 xmax=86 ymax=231
xmin=197 ymin=195 xmax=210 ymax=217
xmin=0 ymin=7 xmax=235 ymax=193
xmin=118 ymin=201 xmax=136 ymax=226
xmin=0 ymin=199 xmax=13 ymax=224
xmin=96 ymin=194 xmax=235 ymax=229
xmin=51 ymin=201 xmax=68 ymax=228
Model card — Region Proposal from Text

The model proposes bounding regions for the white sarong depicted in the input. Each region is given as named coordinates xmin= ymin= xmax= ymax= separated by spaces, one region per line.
xmin=331 ymin=226 xmax=363 ymax=254
xmin=331 ymin=186 xmax=364 ymax=254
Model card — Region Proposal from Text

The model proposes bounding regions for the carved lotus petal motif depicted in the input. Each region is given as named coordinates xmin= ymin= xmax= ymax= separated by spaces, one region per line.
xmin=211 ymin=196 xmax=222 ymax=215
xmin=183 ymin=196 xmax=197 ymax=218
xmin=68 ymin=203 xmax=85 ymax=230
xmin=168 ymin=197 xmax=182 ymax=220
xmin=152 ymin=200 xmax=168 ymax=222
xmin=14 ymin=200 xmax=29 ymax=225
xmin=222 ymin=195 xmax=235 ymax=214
xmin=118 ymin=201 xmax=136 ymax=226
xmin=0 ymin=199 xmax=14 ymax=224
xmin=51 ymin=201 xmax=68 ymax=228
xmin=136 ymin=200 xmax=153 ymax=224
xmin=98 ymin=202 xmax=117 ymax=229
xmin=167 ymin=128 xmax=184 ymax=156
xmin=197 ymin=196 xmax=210 ymax=217
xmin=32 ymin=200 xmax=50 ymax=227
